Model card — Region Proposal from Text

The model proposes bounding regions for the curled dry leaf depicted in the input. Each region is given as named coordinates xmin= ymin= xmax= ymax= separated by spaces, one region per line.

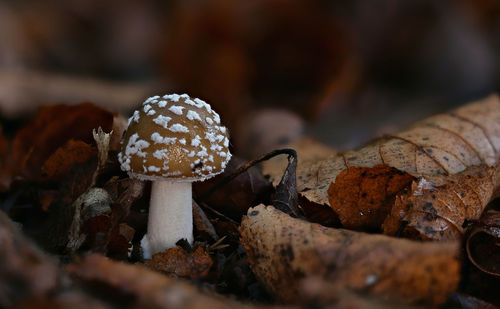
xmin=301 ymin=94 xmax=500 ymax=206
xmin=466 ymin=207 xmax=500 ymax=276
xmin=383 ymin=165 xmax=498 ymax=240
xmin=297 ymin=94 xmax=500 ymax=231
xmin=145 ymin=246 xmax=213 ymax=279
xmin=240 ymin=205 xmax=460 ymax=305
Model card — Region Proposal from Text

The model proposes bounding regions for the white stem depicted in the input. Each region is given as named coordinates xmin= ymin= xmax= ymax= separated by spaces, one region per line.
xmin=145 ymin=180 xmax=193 ymax=257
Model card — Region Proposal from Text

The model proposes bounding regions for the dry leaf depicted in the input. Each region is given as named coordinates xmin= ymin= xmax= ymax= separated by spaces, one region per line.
xmin=145 ymin=246 xmax=213 ymax=279
xmin=6 ymin=102 xmax=113 ymax=187
xmin=0 ymin=211 xmax=60 ymax=308
xmin=194 ymin=156 xmax=273 ymax=220
xmin=40 ymin=139 xmax=95 ymax=181
xmin=240 ymin=205 xmax=460 ymax=305
xmin=298 ymin=277 xmax=419 ymax=309
xmin=67 ymin=254 xmax=267 ymax=308
xmin=328 ymin=164 xmax=415 ymax=230
xmin=383 ymin=165 xmax=497 ymax=240
xmin=299 ymin=94 xmax=500 ymax=208
xmin=193 ymin=200 xmax=219 ymax=241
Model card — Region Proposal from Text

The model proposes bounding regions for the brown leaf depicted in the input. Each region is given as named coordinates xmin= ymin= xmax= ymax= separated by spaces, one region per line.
xmin=383 ymin=165 xmax=497 ymax=240
xmin=15 ymin=291 xmax=111 ymax=309
xmin=106 ymin=223 xmax=135 ymax=260
xmin=298 ymin=277 xmax=419 ymax=309
xmin=67 ymin=254 xmax=263 ymax=308
xmin=298 ymin=94 xmax=500 ymax=207
xmin=240 ymin=205 xmax=460 ymax=305
xmin=466 ymin=208 xmax=500 ymax=276
xmin=40 ymin=139 xmax=95 ymax=181
xmin=193 ymin=200 xmax=219 ymax=241
xmin=328 ymin=164 xmax=415 ymax=230
xmin=194 ymin=156 xmax=273 ymax=220
xmin=7 ymin=102 xmax=113 ymax=186
xmin=145 ymin=246 xmax=213 ymax=279
xmin=0 ymin=211 xmax=60 ymax=308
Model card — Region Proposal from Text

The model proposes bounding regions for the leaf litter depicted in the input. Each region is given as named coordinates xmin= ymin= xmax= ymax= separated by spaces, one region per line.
xmin=2 ymin=97 xmax=500 ymax=308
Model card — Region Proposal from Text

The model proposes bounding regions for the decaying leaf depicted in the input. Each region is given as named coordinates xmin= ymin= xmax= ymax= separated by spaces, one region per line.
xmin=328 ymin=164 xmax=415 ymax=230
xmin=0 ymin=211 xmax=60 ymax=308
xmin=240 ymin=205 xmax=460 ymax=305
xmin=66 ymin=187 xmax=112 ymax=252
xmin=193 ymin=200 xmax=219 ymax=241
xmin=145 ymin=246 xmax=213 ymax=278
xmin=293 ymin=94 xmax=500 ymax=233
xmin=299 ymin=94 xmax=500 ymax=208
xmin=67 ymin=254 xmax=268 ymax=309
xmin=466 ymin=207 xmax=500 ymax=276
xmin=40 ymin=139 xmax=95 ymax=181
xmin=7 ymin=103 xmax=114 ymax=186
xmin=194 ymin=156 xmax=273 ymax=220
xmin=383 ymin=165 xmax=498 ymax=240
xmin=298 ymin=277 xmax=419 ymax=309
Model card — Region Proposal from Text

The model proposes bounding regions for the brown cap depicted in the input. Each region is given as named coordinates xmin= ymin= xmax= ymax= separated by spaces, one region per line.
xmin=118 ymin=94 xmax=231 ymax=182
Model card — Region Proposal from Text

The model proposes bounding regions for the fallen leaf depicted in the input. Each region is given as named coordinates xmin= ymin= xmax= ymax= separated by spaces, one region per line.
xmin=15 ymin=291 xmax=111 ymax=309
xmin=40 ymin=139 xmax=95 ymax=181
xmin=193 ymin=200 xmax=219 ymax=241
xmin=328 ymin=164 xmax=415 ymax=230
xmin=194 ymin=156 xmax=273 ymax=220
xmin=240 ymin=205 xmax=460 ymax=305
xmin=299 ymin=94 xmax=500 ymax=208
xmin=67 ymin=254 xmax=265 ymax=308
xmin=145 ymin=246 xmax=213 ymax=279
xmin=298 ymin=277 xmax=419 ymax=309
xmin=8 ymin=102 xmax=114 ymax=186
xmin=383 ymin=165 xmax=497 ymax=240
xmin=0 ymin=211 xmax=60 ymax=308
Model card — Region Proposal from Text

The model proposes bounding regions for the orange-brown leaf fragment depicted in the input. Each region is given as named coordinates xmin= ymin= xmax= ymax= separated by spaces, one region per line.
xmin=328 ymin=164 xmax=414 ymax=230
xmin=145 ymin=246 xmax=213 ymax=279
xmin=40 ymin=139 xmax=95 ymax=181
xmin=240 ymin=205 xmax=460 ymax=305
xmin=383 ymin=165 xmax=497 ymax=240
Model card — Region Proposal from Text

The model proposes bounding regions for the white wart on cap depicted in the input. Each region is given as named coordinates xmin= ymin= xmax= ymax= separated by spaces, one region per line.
xmin=118 ymin=94 xmax=231 ymax=181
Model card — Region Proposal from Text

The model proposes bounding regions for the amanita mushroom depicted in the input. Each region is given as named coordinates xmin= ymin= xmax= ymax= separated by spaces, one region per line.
xmin=118 ymin=94 xmax=231 ymax=258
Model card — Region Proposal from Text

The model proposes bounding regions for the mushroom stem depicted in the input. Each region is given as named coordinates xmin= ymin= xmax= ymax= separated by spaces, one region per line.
xmin=143 ymin=180 xmax=193 ymax=258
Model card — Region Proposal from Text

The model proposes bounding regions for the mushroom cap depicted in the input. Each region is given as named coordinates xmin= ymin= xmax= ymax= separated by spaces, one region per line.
xmin=118 ymin=94 xmax=231 ymax=182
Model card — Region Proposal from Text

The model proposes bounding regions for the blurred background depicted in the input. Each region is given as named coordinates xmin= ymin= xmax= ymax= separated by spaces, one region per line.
xmin=0 ymin=0 xmax=499 ymax=154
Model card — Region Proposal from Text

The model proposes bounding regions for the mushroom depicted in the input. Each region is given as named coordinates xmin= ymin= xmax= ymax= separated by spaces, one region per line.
xmin=118 ymin=94 xmax=231 ymax=258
